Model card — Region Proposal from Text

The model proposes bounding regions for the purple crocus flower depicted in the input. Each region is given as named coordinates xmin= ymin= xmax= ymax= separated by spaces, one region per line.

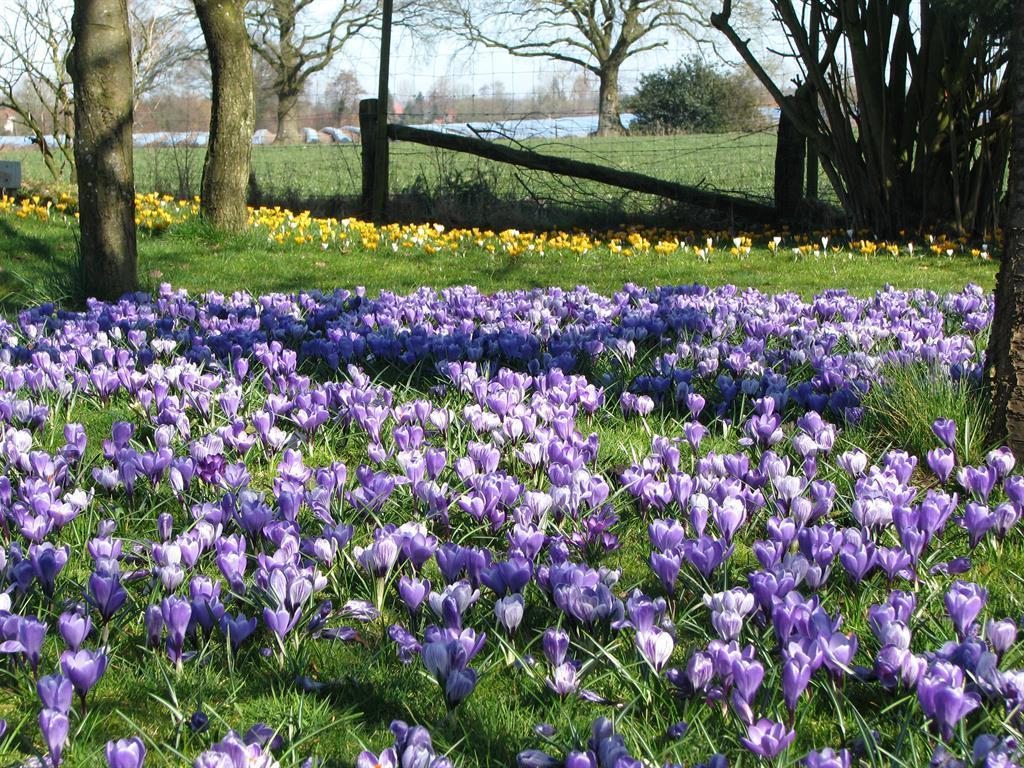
xmin=927 ymin=448 xmax=955 ymax=483
xmin=932 ymin=419 xmax=956 ymax=449
xmin=985 ymin=618 xmax=1016 ymax=655
xmin=106 ymin=737 xmax=146 ymax=768
xmin=635 ymin=627 xmax=674 ymax=672
xmin=649 ymin=551 xmax=681 ymax=596
xmin=917 ymin=661 xmax=980 ymax=740
xmin=683 ymin=536 xmax=733 ymax=579
xmin=58 ymin=610 xmax=92 ymax=652
xmin=39 ymin=708 xmax=69 ymax=767
xmin=957 ymin=465 xmax=998 ymax=502
xmin=803 ymin=748 xmax=851 ymax=768
xmin=354 ymin=535 xmax=400 ymax=578
xmin=0 ymin=615 xmax=47 ymax=673
xmin=740 ymin=718 xmax=795 ymax=760
xmin=29 ymin=544 xmax=69 ymax=598
xmin=944 ymin=581 xmax=987 ymax=639
xmin=731 ymin=656 xmax=764 ymax=706
xmin=162 ymin=596 xmax=192 ymax=669
xmin=961 ymin=502 xmax=996 ymax=549
xmin=220 ymin=612 xmax=258 ymax=651
xmin=60 ymin=648 xmax=108 ymax=710
xmin=37 ymin=673 xmax=73 ymax=713
xmin=444 ymin=667 xmax=478 ymax=708
xmin=398 ymin=576 xmax=430 ymax=616
xmin=782 ymin=655 xmax=813 ymax=712
xmin=543 ymin=628 xmax=568 ymax=666
xmin=495 ymin=594 xmax=525 ymax=635
xmin=88 ymin=569 xmax=127 ymax=623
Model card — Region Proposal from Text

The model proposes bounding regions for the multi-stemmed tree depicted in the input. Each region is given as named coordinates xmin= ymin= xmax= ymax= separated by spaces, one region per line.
xmin=0 ymin=0 xmax=75 ymax=181
xmin=711 ymin=0 xmax=1011 ymax=234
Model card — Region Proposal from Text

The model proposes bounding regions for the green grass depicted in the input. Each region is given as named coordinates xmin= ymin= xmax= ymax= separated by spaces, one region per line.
xmin=851 ymin=363 xmax=993 ymax=466
xmin=0 ymin=216 xmax=997 ymax=310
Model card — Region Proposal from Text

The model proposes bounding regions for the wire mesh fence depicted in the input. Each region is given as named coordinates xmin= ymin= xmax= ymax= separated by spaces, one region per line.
xmin=2 ymin=40 xmax=838 ymax=225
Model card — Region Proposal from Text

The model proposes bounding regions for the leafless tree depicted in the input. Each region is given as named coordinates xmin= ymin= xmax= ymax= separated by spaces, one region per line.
xmin=246 ymin=0 xmax=379 ymax=144
xmin=130 ymin=0 xmax=202 ymax=108
xmin=0 ymin=0 xmax=76 ymax=181
xmin=427 ymin=0 xmax=755 ymax=136
xmin=322 ymin=69 xmax=363 ymax=125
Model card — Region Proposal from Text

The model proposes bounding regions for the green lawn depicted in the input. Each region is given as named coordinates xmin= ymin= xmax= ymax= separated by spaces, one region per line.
xmin=0 ymin=216 xmax=995 ymax=312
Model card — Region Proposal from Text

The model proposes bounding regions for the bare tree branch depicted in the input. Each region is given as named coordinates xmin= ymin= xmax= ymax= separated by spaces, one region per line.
xmin=0 ymin=0 xmax=75 ymax=181
xmin=129 ymin=0 xmax=203 ymax=108
xmin=245 ymin=0 xmax=379 ymax=143
xmin=424 ymin=0 xmax=758 ymax=135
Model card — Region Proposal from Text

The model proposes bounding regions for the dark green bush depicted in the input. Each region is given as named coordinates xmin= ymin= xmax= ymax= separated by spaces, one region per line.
xmin=627 ymin=57 xmax=766 ymax=134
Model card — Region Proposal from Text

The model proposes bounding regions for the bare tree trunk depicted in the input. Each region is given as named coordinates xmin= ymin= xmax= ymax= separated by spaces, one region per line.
xmin=595 ymin=64 xmax=624 ymax=137
xmin=69 ymin=0 xmax=137 ymax=301
xmin=987 ymin=0 xmax=1024 ymax=456
xmin=194 ymin=0 xmax=254 ymax=231
xmin=774 ymin=95 xmax=805 ymax=219
xmin=274 ymin=87 xmax=301 ymax=143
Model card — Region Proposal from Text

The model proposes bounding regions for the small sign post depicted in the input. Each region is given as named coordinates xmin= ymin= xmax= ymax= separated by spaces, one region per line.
xmin=0 ymin=161 xmax=20 ymax=189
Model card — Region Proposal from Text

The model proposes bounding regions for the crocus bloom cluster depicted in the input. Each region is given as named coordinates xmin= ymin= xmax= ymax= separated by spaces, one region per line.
xmin=0 ymin=281 xmax=1015 ymax=767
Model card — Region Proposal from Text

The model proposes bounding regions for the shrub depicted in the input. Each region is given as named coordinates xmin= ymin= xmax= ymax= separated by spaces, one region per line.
xmin=627 ymin=57 xmax=765 ymax=134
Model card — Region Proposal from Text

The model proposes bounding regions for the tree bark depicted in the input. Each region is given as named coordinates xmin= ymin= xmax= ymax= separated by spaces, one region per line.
xmin=274 ymin=87 xmax=301 ymax=143
xmin=194 ymin=0 xmax=254 ymax=232
xmin=774 ymin=95 xmax=805 ymax=219
xmin=987 ymin=0 xmax=1024 ymax=456
xmin=68 ymin=0 xmax=138 ymax=301
xmin=595 ymin=64 xmax=624 ymax=137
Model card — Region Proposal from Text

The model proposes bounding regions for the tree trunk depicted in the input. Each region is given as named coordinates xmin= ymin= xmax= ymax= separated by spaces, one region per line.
xmin=774 ymin=96 xmax=806 ymax=219
xmin=595 ymin=64 xmax=624 ymax=137
xmin=68 ymin=0 xmax=137 ymax=301
xmin=274 ymin=88 xmax=301 ymax=144
xmin=803 ymin=89 xmax=818 ymax=200
xmin=987 ymin=0 xmax=1024 ymax=456
xmin=194 ymin=0 xmax=254 ymax=232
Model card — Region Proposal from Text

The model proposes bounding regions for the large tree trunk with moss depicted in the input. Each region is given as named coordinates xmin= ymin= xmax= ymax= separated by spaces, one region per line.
xmin=274 ymin=87 xmax=301 ymax=144
xmin=595 ymin=63 xmax=624 ymax=137
xmin=69 ymin=0 xmax=137 ymax=301
xmin=194 ymin=0 xmax=254 ymax=231
xmin=987 ymin=0 xmax=1024 ymax=456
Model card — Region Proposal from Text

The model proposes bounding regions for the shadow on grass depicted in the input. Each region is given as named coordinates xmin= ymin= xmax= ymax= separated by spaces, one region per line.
xmin=0 ymin=218 xmax=81 ymax=312
xmin=310 ymin=672 xmax=527 ymax=766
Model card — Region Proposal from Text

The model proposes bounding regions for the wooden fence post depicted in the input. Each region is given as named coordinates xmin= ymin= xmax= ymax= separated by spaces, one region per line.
xmin=359 ymin=98 xmax=377 ymax=217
